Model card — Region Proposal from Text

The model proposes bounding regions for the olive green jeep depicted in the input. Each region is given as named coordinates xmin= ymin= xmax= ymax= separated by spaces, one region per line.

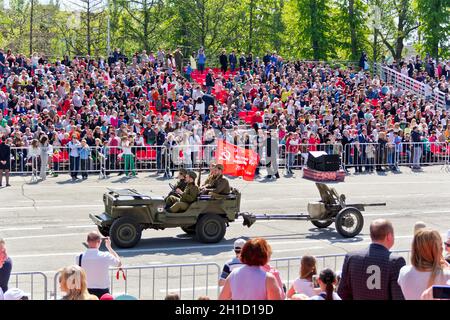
xmin=89 ymin=188 xmax=241 ymax=248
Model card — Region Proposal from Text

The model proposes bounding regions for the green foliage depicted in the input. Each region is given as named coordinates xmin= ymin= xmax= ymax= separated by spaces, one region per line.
xmin=0 ymin=0 xmax=447 ymax=62
xmin=415 ymin=0 xmax=450 ymax=61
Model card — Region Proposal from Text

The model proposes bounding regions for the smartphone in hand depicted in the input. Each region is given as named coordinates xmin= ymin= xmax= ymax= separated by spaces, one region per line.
xmin=432 ymin=285 xmax=450 ymax=299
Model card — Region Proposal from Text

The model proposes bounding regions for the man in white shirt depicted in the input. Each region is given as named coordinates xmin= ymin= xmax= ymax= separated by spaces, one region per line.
xmin=76 ymin=231 xmax=121 ymax=299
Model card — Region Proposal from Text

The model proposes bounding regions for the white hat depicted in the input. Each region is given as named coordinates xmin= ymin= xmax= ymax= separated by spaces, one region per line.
xmin=234 ymin=238 xmax=246 ymax=251
xmin=3 ymin=288 xmax=29 ymax=300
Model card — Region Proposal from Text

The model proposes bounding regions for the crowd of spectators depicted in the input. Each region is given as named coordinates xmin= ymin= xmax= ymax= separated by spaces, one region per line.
xmin=2 ymin=220 xmax=448 ymax=300
xmin=1 ymin=47 xmax=450 ymax=184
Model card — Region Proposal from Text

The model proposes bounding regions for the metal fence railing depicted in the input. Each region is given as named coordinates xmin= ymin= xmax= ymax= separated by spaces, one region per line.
xmin=270 ymin=250 xmax=411 ymax=288
xmin=8 ymin=141 xmax=450 ymax=178
xmin=375 ymin=63 xmax=447 ymax=109
xmin=9 ymin=271 xmax=48 ymax=300
xmin=342 ymin=141 xmax=449 ymax=170
xmin=12 ymin=250 xmax=413 ymax=300
xmin=52 ymin=262 xmax=221 ymax=300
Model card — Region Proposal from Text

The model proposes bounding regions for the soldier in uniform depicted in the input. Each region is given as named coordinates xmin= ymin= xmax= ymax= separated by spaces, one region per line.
xmin=202 ymin=162 xmax=217 ymax=188
xmin=165 ymin=171 xmax=200 ymax=213
xmin=165 ymin=168 xmax=188 ymax=201
xmin=202 ymin=164 xmax=230 ymax=198
xmin=174 ymin=168 xmax=188 ymax=192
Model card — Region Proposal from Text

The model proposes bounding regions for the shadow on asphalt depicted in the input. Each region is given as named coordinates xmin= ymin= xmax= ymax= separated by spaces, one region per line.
xmin=112 ymin=234 xmax=249 ymax=257
xmin=259 ymin=228 xmax=365 ymax=244
xmin=56 ymin=178 xmax=83 ymax=185
xmin=113 ymin=227 xmax=367 ymax=257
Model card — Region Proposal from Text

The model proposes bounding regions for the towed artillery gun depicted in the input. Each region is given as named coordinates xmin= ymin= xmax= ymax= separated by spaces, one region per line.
xmin=90 ymin=183 xmax=385 ymax=248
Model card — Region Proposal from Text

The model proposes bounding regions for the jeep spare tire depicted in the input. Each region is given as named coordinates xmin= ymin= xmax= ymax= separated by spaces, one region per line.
xmin=110 ymin=217 xmax=142 ymax=248
xmin=195 ymin=215 xmax=226 ymax=243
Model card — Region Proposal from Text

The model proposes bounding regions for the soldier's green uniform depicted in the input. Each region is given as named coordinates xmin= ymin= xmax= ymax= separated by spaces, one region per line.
xmin=165 ymin=169 xmax=187 ymax=201
xmin=205 ymin=174 xmax=231 ymax=198
xmin=174 ymin=179 xmax=187 ymax=192
xmin=202 ymin=173 xmax=217 ymax=189
xmin=166 ymin=171 xmax=200 ymax=213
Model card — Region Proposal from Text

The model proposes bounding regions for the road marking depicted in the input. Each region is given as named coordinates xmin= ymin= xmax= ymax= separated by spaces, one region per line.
xmin=272 ymin=246 xmax=323 ymax=253
xmin=7 ymin=234 xmax=428 ymax=259
xmin=17 ymin=200 xmax=63 ymax=203
xmin=0 ymin=227 xmax=43 ymax=231
xmin=0 ymin=204 xmax=103 ymax=211
xmin=5 ymin=233 xmax=86 ymax=240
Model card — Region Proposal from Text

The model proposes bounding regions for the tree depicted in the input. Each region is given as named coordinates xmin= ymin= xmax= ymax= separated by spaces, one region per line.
xmin=415 ymin=0 xmax=449 ymax=62
xmin=335 ymin=0 xmax=369 ymax=61
xmin=283 ymin=0 xmax=335 ymax=60
xmin=118 ymin=0 xmax=171 ymax=53
xmin=372 ymin=0 xmax=419 ymax=61
xmin=67 ymin=0 xmax=105 ymax=55
xmin=0 ymin=0 xmax=31 ymax=52
xmin=169 ymin=0 xmax=243 ymax=57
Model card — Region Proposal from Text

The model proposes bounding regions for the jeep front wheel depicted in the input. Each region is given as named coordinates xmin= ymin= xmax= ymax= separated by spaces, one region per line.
xmin=110 ymin=217 xmax=142 ymax=248
xmin=195 ymin=215 xmax=226 ymax=243
xmin=97 ymin=226 xmax=110 ymax=237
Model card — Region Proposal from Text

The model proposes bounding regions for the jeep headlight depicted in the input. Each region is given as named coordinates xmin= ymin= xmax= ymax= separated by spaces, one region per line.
xmin=157 ymin=206 xmax=164 ymax=213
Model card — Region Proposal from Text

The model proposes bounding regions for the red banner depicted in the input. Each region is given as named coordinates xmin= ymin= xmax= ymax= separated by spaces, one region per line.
xmin=215 ymin=140 xmax=259 ymax=181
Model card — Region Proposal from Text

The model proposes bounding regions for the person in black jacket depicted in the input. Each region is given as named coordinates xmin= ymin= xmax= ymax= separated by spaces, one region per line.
xmin=156 ymin=128 xmax=166 ymax=173
xmin=205 ymin=69 xmax=214 ymax=94
xmin=228 ymin=50 xmax=237 ymax=72
xmin=410 ymin=126 xmax=422 ymax=170
xmin=219 ymin=50 xmax=228 ymax=73
xmin=337 ymin=219 xmax=406 ymax=300
xmin=239 ymin=53 xmax=247 ymax=71
xmin=0 ymin=137 xmax=11 ymax=187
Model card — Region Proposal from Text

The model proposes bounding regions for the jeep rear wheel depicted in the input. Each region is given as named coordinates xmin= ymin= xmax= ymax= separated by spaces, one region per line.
xmin=97 ymin=226 xmax=110 ymax=237
xmin=195 ymin=215 xmax=226 ymax=243
xmin=181 ymin=225 xmax=196 ymax=235
xmin=110 ymin=217 xmax=142 ymax=248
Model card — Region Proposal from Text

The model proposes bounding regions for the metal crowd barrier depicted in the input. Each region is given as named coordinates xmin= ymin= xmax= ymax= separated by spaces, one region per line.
xmin=342 ymin=141 xmax=449 ymax=171
xmin=270 ymin=250 xmax=411 ymax=288
xmin=9 ymin=141 xmax=450 ymax=177
xmin=16 ymin=250 xmax=413 ymax=300
xmin=9 ymin=271 xmax=48 ymax=300
xmin=52 ymin=262 xmax=221 ymax=300
xmin=103 ymin=145 xmax=166 ymax=176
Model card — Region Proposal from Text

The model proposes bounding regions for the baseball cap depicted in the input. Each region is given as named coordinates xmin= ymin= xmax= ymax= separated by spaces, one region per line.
xmin=3 ymin=288 xmax=29 ymax=300
xmin=234 ymin=238 xmax=246 ymax=251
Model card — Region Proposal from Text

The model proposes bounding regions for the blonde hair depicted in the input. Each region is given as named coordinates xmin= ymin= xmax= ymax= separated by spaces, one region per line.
xmin=58 ymin=265 xmax=97 ymax=300
xmin=411 ymin=229 xmax=446 ymax=287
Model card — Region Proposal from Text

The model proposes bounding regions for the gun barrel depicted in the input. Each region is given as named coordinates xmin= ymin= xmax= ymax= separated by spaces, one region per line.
xmin=358 ymin=203 xmax=386 ymax=207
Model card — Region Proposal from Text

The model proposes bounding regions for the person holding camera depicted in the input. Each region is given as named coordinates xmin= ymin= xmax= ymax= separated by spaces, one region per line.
xmin=75 ymin=232 xmax=122 ymax=299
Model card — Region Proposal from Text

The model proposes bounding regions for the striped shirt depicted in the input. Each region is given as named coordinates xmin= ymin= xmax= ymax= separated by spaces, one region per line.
xmin=220 ymin=256 xmax=244 ymax=280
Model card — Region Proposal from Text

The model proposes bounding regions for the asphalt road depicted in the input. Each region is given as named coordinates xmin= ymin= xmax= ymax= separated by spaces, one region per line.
xmin=1 ymin=167 xmax=449 ymax=299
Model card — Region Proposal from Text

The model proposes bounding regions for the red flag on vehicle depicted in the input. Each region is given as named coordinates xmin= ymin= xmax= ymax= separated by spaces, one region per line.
xmin=215 ymin=140 xmax=259 ymax=181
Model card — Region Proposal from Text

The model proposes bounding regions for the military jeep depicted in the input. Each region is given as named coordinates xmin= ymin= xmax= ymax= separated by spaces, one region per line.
xmin=89 ymin=188 xmax=241 ymax=248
